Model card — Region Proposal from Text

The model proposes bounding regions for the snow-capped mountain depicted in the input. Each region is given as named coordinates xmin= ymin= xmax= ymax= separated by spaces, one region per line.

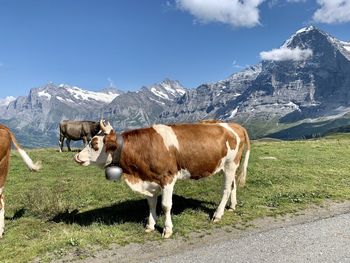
xmin=159 ymin=26 xmax=350 ymax=138
xmin=159 ymin=65 xmax=261 ymax=123
xmin=0 ymin=80 xmax=187 ymax=146
xmin=2 ymin=26 xmax=350 ymax=146
xmin=0 ymin=83 xmax=122 ymax=147
xmin=2 ymin=83 xmax=121 ymax=122
xmin=96 ymin=79 xmax=187 ymax=130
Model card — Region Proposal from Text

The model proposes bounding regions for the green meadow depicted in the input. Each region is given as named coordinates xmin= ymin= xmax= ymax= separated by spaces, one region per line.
xmin=1 ymin=134 xmax=350 ymax=262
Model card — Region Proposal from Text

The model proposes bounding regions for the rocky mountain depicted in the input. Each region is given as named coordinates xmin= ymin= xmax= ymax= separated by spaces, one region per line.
xmin=160 ymin=26 xmax=350 ymax=138
xmin=1 ymin=26 xmax=350 ymax=146
xmin=97 ymin=79 xmax=186 ymax=130
xmin=0 ymin=83 xmax=122 ymax=147
xmin=0 ymin=96 xmax=15 ymax=113
xmin=0 ymin=80 xmax=187 ymax=147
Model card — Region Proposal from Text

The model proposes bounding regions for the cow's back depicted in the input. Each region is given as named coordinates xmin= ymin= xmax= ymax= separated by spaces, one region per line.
xmin=60 ymin=120 xmax=100 ymax=140
xmin=81 ymin=121 xmax=100 ymax=137
xmin=60 ymin=120 xmax=83 ymax=140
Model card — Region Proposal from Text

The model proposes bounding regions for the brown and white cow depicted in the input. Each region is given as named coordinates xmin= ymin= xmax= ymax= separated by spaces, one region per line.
xmin=0 ymin=124 xmax=41 ymax=238
xmin=74 ymin=120 xmax=250 ymax=238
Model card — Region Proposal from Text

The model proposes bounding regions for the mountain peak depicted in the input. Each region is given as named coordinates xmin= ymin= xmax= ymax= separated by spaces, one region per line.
xmin=282 ymin=25 xmax=327 ymax=48
xmin=295 ymin=25 xmax=317 ymax=34
xmin=146 ymin=78 xmax=186 ymax=101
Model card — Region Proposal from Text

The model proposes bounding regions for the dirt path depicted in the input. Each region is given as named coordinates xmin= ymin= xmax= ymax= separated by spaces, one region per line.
xmin=56 ymin=200 xmax=350 ymax=263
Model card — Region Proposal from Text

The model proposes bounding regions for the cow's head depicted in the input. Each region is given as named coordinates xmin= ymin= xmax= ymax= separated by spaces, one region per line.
xmin=74 ymin=120 xmax=117 ymax=168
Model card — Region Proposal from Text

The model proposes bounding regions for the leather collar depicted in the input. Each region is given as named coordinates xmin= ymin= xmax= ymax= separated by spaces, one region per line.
xmin=110 ymin=133 xmax=124 ymax=166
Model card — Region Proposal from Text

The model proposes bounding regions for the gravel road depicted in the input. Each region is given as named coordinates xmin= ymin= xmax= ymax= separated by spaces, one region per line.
xmin=151 ymin=211 xmax=350 ymax=263
xmin=69 ymin=201 xmax=350 ymax=263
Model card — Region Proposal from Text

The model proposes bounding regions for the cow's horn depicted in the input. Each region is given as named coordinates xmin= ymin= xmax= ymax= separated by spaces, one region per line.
xmin=100 ymin=120 xmax=107 ymax=133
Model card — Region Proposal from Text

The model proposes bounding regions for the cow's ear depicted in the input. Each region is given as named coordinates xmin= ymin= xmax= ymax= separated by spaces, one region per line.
xmin=105 ymin=130 xmax=118 ymax=152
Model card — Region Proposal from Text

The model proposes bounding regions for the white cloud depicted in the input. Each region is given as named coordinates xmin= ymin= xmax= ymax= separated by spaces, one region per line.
xmin=107 ymin=77 xmax=116 ymax=88
xmin=260 ymin=47 xmax=313 ymax=61
xmin=176 ymin=0 xmax=265 ymax=27
xmin=232 ymin=60 xmax=244 ymax=69
xmin=268 ymin=0 xmax=306 ymax=8
xmin=313 ymin=0 xmax=350 ymax=24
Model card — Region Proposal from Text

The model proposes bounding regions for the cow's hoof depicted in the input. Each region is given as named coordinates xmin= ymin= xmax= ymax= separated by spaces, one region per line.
xmin=162 ymin=229 xmax=173 ymax=239
xmin=145 ymin=227 xmax=154 ymax=233
xmin=228 ymin=207 xmax=236 ymax=212
xmin=211 ymin=217 xmax=221 ymax=223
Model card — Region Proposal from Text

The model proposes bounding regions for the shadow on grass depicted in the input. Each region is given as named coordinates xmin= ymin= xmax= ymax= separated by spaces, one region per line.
xmin=50 ymin=194 xmax=215 ymax=227
xmin=5 ymin=208 xmax=26 ymax=221
xmin=57 ymin=148 xmax=81 ymax=153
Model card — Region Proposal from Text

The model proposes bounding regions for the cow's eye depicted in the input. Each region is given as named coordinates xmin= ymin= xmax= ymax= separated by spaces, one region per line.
xmin=91 ymin=141 xmax=99 ymax=151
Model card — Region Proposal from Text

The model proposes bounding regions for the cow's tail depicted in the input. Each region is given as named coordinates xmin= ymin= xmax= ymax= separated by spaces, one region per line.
xmin=237 ymin=128 xmax=250 ymax=187
xmin=10 ymin=132 xmax=42 ymax=171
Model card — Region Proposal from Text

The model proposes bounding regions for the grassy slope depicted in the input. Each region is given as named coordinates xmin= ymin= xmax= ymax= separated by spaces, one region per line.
xmin=1 ymin=135 xmax=350 ymax=262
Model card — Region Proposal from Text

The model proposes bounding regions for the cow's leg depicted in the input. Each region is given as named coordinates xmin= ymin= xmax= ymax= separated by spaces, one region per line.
xmin=228 ymin=178 xmax=237 ymax=211
xmin=145 ymin=195 xmax=158 ymax=233
xmin=0 ymin=152 xmax=9 ymax=238
xmin=66 ymin=139 xmax=72 ymax=152
xmin=213 ymin=162 xmax=238 ymax=222
xmin=161 ymin=181 xmax=176 ymax=238
xmin=86 ymin=136 xmax=92 ymax=147
xmin=82 ymin=136 xmax=88 ymax=148
xmin=0 ymin=189 xmax=4 ymax=238
xmin=59 ymin=136 xmax=65 ymax=152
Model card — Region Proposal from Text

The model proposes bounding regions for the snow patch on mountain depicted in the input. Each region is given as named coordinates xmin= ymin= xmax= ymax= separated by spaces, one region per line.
xmin=150 ymin=87 xmax=170 ymax=100
xmin=341 ymin=41 xmax=350 ymax=52
xmin=56 ymin=96 xmax=64 ymax=102
xmin=60 ymin=85 xmax=119 ymax=103
xmin=229 ymin=107 xmax=239 ymax=118
xmin=38 ymin=91 xmax=52 ymax=100
xmin=0 ymin=96 xmax=16 ymax=106
xmin=286 ymin=102 xmax=301 ymax=112
xmin=56 ymin=96 xmax=74 ymax=103
xmin=162 ymin=83 xmax=183 ymax=95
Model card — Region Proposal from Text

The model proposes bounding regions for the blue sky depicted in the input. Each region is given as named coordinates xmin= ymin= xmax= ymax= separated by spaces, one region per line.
xmin=0 ymin=0 xmax=350 ymax=98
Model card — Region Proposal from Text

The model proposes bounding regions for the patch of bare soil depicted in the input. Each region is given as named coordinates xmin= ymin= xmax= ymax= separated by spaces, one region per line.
xmin=54 ymin=200 xmax=350 ymax=263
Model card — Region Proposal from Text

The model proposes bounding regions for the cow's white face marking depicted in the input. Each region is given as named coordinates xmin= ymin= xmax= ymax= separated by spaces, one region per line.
xmin=74 ymin=133 xmax=112 ymax=168
xmin=153 ymin=125 xmax=179 ymax=151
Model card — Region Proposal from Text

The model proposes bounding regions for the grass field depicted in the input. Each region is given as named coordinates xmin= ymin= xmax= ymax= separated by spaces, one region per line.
xmin=1 ymin=134 xmax=350 ymax=262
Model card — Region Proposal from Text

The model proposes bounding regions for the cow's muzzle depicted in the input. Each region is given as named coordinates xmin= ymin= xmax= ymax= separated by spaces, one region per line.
xmin=74 ymin=154 xmax=86 ymax=165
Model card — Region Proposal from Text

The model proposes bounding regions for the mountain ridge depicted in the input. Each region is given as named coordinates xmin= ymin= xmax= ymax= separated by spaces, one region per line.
xmin=2 ymin=26 xmax=350 ymax=147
